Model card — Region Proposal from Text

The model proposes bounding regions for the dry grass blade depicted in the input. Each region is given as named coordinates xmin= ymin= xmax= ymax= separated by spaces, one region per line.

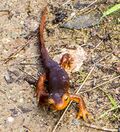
xmin=78 ymin=0 xmax=98 ymax=12
xmin=96 ymin=52 xmax=113 ymax=64
xmin=91 ymin=40 xmax=103 ymax=53
xmin=3 ymin=31 xmax=37 ymax=64
xmin=64 ymin=0 xmax=98 ymax=23
xmin=75 ymin=67 xmax=94 ymax=94
xmin=80 ymin=75 xmax=120 ymax=93
xmin=82 ymin=122 xmax=118 ymax=132
xmin=0 ymin=10 xmax=10 ymax=17
xmin=3 ymin=43 xmax=29 ymax=64
xmin=62 ymin=0 xmax=71 ymax=6
xmin=19 ymin=63 xmax=39 ymax=66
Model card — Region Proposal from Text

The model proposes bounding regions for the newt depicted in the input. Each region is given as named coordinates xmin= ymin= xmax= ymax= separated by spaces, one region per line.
xmin=35 ymin=6 xmax=91 ymax=121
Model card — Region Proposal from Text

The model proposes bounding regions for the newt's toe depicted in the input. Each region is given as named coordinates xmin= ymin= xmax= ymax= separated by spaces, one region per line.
xmin=76 ymin=109 xmax=92 ymax=122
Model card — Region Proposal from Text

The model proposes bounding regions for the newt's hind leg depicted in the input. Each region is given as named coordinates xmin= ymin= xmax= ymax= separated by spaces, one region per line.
xmin=70 ymin=95 xmax=92 ymax=122
xmin=35 ymin=73 xmax=48 ymax=104
xmin=59 ymin=53 xmax=74 ymax=70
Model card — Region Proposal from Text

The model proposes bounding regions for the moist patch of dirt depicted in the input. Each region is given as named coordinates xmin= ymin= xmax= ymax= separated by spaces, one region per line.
xmin=0 ymin=0 xmax=120 ymax=132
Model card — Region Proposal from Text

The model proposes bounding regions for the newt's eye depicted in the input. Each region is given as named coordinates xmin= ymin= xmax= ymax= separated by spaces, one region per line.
xmin=65 ymin=96 xmax=68 ymax=101
xmin=63 ymin=94 xmax=69 ymax=101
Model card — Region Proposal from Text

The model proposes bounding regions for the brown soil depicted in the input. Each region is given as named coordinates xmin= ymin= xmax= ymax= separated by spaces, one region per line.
xmin=0 ymin=0 xmax=119 ymax=132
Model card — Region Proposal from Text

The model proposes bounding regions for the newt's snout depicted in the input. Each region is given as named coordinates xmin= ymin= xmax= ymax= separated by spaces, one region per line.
xmin=48 ymin=93 xmax=70 ymax=110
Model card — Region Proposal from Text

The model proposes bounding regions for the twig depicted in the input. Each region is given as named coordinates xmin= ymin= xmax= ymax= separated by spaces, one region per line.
xmin=19 ymin=63 xmax=39 ymax=66
xmin=23 ymin=125 xmax=32 ymax=132
xmin=78 ymin=0 xmax=98 ymax=13
xmin=75 ymin=67 xmax=94 ymax=94
xmin=75 ymin=51 xmax=113 ymax=93
xmin=96 ymin=52 xmax=113 ymax=64
xmin=52 ymin=67 xmax=94 ymax=132
xmin=65 ymin=0 xmax=98 ymax=23
xmin=3 ymin=42 xmax=29 ymax=64
xmin=62 ymin=0 xmax=71 ymax=6
xmin=80 ymin=75 xmax=120 ymax=93
xmin=0 ymin=89 xmax=6 ymax=94
xmin=0 ymin=10 xmax=10 ymax=17
xmin=19 ymin=68 xmax=35 ymax=78
xmin=91 ymin=40 xmax=103 ymax=53
xmin=81 ymin=122 xmax=118 ymax=132
xmin=62 ymin=0 xmax=98 ymax=24
xmin=3 ymin=32 xmax=37 ymax=64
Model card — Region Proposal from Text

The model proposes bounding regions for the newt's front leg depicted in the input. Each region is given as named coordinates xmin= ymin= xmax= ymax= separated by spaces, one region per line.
xmin=60 ymin=54 xmax=91 ymax=121
xmin=35 ymin=73 xmax=48 ymax=104
xmin=70 ymin=95 xmax=91 ymax=121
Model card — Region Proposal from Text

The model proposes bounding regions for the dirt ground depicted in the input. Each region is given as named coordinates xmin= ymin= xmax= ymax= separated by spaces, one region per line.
xmin=0 ymin=0 xmax=120 ymax=132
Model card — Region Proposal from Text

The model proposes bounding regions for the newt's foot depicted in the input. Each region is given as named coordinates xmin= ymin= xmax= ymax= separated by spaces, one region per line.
xmin=34 ymin=90 xmax=44 ymax=100
xmin=70 ymin=95 xmax=93 ymax=122
xmin=77 ymin=109 xmax=92 ymax=122
xmin=35 ymin=73 xmax=48 ymax=102
xmin=35 ymin=92 xmax=48 ymax=106
xmin=60 ymin=53 xmax=74 ymax=70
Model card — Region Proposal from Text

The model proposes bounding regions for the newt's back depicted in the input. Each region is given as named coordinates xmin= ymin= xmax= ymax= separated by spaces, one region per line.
xmin=39 ymin=6 xmax=70 ymax=98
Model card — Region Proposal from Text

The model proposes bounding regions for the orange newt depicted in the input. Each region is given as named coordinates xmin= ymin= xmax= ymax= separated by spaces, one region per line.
xmin=35 ymin=6 xmax=91 ymax=121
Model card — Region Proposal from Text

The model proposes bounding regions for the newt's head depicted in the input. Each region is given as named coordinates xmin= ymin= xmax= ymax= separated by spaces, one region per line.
xmin=48 ymin=93 xmax=70 ymax=110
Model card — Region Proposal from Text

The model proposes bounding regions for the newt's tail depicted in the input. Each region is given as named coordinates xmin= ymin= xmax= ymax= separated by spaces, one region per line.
xmin=39 ymin=6 xmax=50 ymax=64
xmin=39 ymin=6 xmax=47 ymax=48
xmin=39 ymin=7 xmax=47 ymax=47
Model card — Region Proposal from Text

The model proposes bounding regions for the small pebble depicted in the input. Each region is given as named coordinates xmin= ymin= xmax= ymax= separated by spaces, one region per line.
xmin=4 ymin=71 xmax=13 ymax=84
xmin=2 ymin=38 xmax=11 ymax=43
xmin=19 ymin=98 xmax=24 ymax=103
xmin=71 ymin=119 xmax=80 ymax=126
xmin=7 ymin=117 xmax=14 ymax=123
